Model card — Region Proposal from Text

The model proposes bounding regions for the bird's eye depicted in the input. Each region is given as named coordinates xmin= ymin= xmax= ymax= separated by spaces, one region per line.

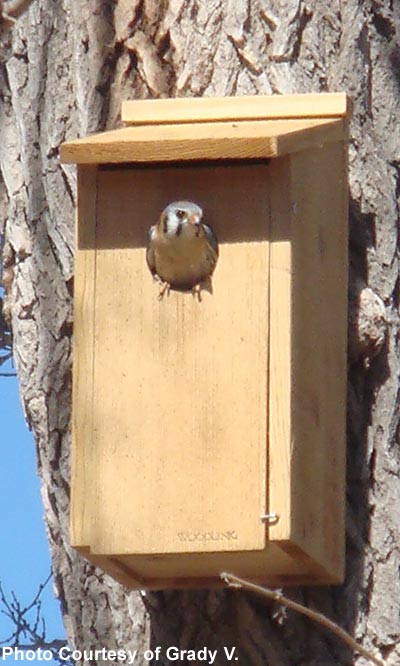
xmin=176 ymin=209 xmax=185 ymax=219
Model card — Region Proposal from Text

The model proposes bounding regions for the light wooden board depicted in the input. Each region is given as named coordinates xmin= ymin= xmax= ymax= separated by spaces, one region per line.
xmin=86 ymin=163 xmax=270 ymax=555
xmin=267 ymin=157 xmax=293 ymax=544
xmin=121 ymin=93 xmax=349 ymax=125
xmin=289 ymin=143 xmax=347 ymax=579
xmin=115 ymin=545 xmax=308 ymax=580
xmin=70 ymin=165 xmax=97 ymax=548
xmin=77 ymin=549 xmax=144 ymax=589
xmin=267 ymin=146 xmax=347 ymax=579
xmin=60 ymin=118 xmax=345 ymax=164
xmin=79 ymin=542 xmax=339 ymax=589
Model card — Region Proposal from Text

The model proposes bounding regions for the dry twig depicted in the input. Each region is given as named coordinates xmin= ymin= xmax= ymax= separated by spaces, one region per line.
xmin=221 ymin=572 xmax=386 ymax=666
xmin=0 ymin=575 xmax=72 ymax=665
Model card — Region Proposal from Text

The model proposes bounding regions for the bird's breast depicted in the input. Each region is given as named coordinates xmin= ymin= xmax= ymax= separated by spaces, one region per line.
xmin=152 ymin=234 xmax=212 ymax=288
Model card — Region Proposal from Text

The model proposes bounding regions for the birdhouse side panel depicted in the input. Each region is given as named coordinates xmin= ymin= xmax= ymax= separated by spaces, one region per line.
xmin=290 ymin=142 xmax=347 ymax=580
xmin=71 ymin=165 xmax=98 ymax=549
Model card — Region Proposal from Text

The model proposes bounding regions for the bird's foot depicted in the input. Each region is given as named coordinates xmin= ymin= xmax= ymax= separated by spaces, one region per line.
xmin=192 ymin=284 xmax=202 ymax=302
xmin=158 ymin=281 xmax=171 ymax=300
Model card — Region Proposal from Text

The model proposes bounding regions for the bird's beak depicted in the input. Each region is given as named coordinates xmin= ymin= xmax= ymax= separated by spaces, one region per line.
xmin=189 ymin=212 xmax=201 ymax=225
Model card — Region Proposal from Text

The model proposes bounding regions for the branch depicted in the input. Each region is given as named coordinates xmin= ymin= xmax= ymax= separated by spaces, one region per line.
xmin=4 ymin=639 xmax=68 ymax=651
xmin=0 ymin=353 xmax=13 ymax=366
xmin=21 ymin=573 xmax=51 ymax=615
xmin=0 ymin=574 xmax=73 ymax=666
xmin=220 ymin=573 xmax=386 ymax=666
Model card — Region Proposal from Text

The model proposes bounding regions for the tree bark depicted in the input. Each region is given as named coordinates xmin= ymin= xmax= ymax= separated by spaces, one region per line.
xmin=1 ymin=0 xmax=400 ymax=664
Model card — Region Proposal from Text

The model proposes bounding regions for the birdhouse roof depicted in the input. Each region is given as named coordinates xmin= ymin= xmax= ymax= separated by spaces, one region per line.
xmin=60 ymin=93 xmax=349 ymax=165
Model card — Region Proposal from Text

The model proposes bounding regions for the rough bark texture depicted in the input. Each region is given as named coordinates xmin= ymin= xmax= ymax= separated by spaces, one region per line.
xmin=1 ymin=0 xmax=400 ymax=664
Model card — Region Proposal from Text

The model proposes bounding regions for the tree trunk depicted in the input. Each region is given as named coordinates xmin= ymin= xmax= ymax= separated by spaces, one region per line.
xmin=1 ymin=0 xmax=399 ymax=664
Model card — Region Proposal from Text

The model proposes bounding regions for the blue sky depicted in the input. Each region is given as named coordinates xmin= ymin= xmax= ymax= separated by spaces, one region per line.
xmin=0 ymin=362 xmax=66 ymax=656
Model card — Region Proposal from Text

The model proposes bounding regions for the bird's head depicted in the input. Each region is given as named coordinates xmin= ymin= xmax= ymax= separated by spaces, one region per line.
xmin=160 ymin=201 xmax=203 ymax=237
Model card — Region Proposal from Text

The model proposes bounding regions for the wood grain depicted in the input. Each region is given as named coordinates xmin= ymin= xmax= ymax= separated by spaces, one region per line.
xmin=70 ymin=165 xmax=97 ymax=548
xmin=121 ymin=93 xmax=349 ymax=125
xmin=60 ymin=118 xmax=345 ymax=164
xmin=87 ymin=163 xmax=270 ymax=556
xmin=267 ymin=156 xmax=293 ymax=545
xmin=267 ymin=145 xmax=347 ymax=581
xmin=289 ymin=143 xmax=347 ymax=579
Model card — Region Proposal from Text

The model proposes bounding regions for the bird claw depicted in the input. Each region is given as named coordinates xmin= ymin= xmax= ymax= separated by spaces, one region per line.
xmin=158 ymin=282 xmax=171 ymax=300
xmin=192 ymin=284 xmax=202 ymax=302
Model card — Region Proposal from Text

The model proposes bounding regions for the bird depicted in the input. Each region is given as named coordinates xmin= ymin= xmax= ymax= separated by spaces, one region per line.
xmin=146 ymin=201 xmax=219 ymax=301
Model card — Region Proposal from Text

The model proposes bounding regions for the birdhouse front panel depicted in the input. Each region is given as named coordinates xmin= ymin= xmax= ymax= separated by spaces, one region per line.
xmin=63 ymin=93 xmax=349 ymax=589
xmin=78 ymin=162 xmax=272 ymax=556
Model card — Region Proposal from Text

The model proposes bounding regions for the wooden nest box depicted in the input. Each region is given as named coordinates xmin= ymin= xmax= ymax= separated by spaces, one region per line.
xmin=61 ymin=93 xmax=349 ymax=590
